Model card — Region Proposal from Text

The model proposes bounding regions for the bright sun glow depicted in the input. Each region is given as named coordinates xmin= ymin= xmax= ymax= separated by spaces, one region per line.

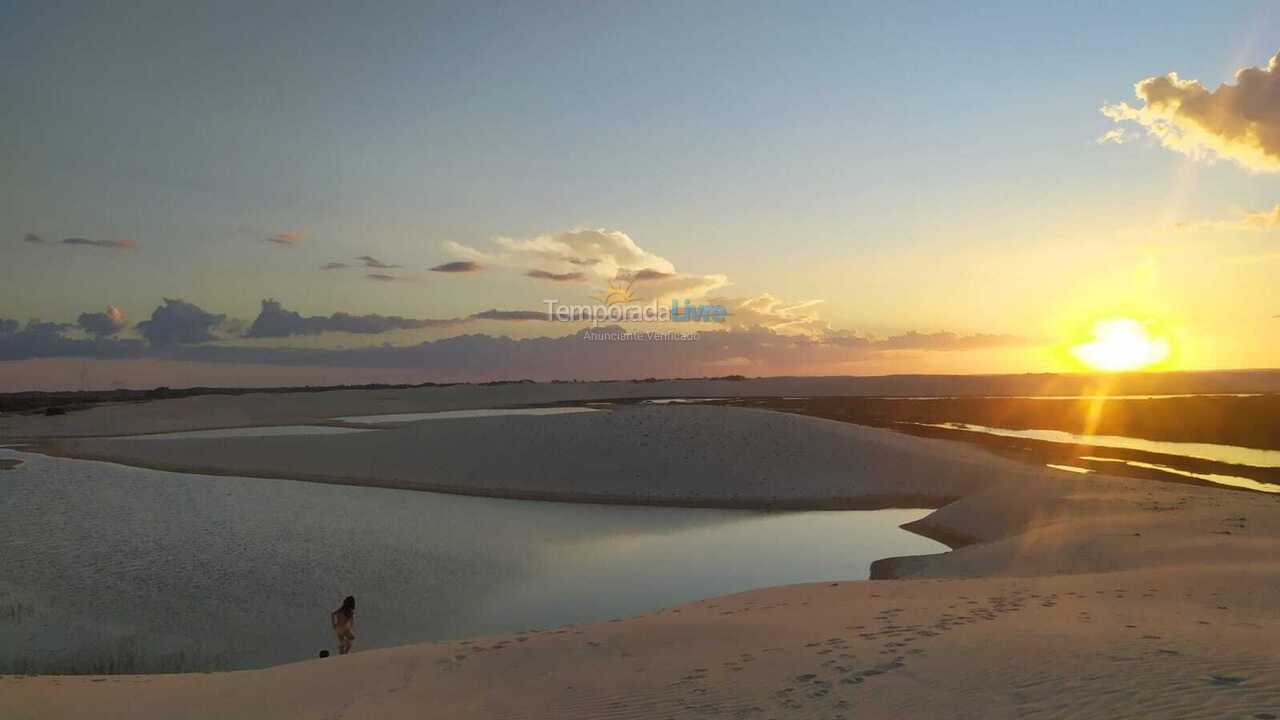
xmin=1070 ymin=318 xmax=1171 ymax=372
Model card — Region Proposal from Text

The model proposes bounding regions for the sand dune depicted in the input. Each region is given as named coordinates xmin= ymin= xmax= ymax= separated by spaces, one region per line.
xmin=36 ymin=405 xmax=1055 ymax=509
xmin=6 ymin=567 xmax=1279 ymax=719
xmin=4 ymin=386 xmax=1280 ymax=718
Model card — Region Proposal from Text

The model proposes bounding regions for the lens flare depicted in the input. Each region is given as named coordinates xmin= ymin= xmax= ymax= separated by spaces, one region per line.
xmin=1070 ymin=318 xmax=1170 ymax=372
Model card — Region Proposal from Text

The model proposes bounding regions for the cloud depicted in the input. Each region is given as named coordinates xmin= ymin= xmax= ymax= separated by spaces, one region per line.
xmin=366 ymin=273 xmax=399 ymax=282
xmin=526 ymin=269 xmax=586 ymax=282
xmin=1239 ymin=205 xmax=1280 ymax=229
xmin=61 ymin=237 xmax=136 ymax=249
xmin=870 ymin=330 xmax=1032 ymax=351
xmin=710 ymin=294 xmax=830 ymax=336
xmin=0 ymin=319 xmax=145 ymax=361
xmin=1102 ymin=51 xmax=1280 ymax=172
xmin=1173 ymin=203 xmax=1280 ymax=232
xmin=136 ymin=299 xmax=227 ymax=344
xmin=628 ymin=269 xmax=675 ymax=281
xmin=321 ymin=262 xmax=351 ymax=270
xmin=358 ymin=255 xmax=402 ymax=269
xmin=448 ymin=228 xmax=727 ymax=300
xmin=245 ymin=299 xmax=465 ymax=338
xmin=440 ymin=241 xmax=494 ymax=263
xmin=470 ymin=309 xmax=550 ymax=321
xmin=430 ymin=261 xmax=483 ymax=273
xmin=77 ymin=305 xmax=127 ymax=336
xmin=1095 ymin=128 xmax=1129 ymax=145
xmin=23 ymin=233 xmax=45 ymax=244
xmin=265 ymin=232 xmax=303 ymax=246
xmin=0 ymin=309 xmax=1036 ymax=381
xmin=152 ymin=325 xmax=1028 ymax=378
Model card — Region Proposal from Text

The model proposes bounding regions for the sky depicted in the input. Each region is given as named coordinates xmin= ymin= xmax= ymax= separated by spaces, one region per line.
xmin=2 ymin=1 xmax=1279 ymax=389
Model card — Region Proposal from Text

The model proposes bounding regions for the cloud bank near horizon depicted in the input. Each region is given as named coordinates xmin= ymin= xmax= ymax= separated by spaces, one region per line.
xmin=0 ymin=306 xmax=1033 ymax=382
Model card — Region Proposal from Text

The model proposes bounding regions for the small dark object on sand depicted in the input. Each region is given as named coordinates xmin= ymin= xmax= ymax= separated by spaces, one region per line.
xmin=319 ymin=650 xmax=330 ymax=658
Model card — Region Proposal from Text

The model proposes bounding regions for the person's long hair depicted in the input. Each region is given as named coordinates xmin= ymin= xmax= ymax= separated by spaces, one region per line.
xmin=339 ymin=595 xmax=355 ymax=618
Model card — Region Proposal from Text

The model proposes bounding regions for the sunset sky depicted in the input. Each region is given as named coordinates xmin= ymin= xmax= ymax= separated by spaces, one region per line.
xmin=2 ymin=2 xmax=1279 ymax=389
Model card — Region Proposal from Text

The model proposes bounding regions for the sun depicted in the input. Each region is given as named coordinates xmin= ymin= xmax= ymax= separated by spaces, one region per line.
xmin=1069 ymin=318 xmax=1171 ymax=372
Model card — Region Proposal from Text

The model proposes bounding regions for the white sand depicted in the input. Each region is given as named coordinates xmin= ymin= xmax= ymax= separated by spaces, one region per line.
xmin=36 ymin=405 xmax=1055 ymax=509
xmin=4 ymin=385 xmax=1280 ymax=718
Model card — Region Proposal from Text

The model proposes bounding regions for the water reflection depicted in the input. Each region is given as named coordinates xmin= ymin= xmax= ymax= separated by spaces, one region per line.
xmin=121 ymin=426 xmax=375 ymax=440
xmin=1045 ymin=464 xmax=1093 ymax=474
xmin=335 ymin=407 xmax=600 ymax=423
xmin=1078 ymin=456 xmax=1280 ymax=494
xmin=0 ymin=450 xmax=944 ymax=674
xmin=913 ymin=422 xmax=1280 ymax=468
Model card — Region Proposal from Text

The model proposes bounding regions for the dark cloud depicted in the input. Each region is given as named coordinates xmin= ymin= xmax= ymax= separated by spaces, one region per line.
xmin=430 ymin=261 xmax=482 ymax=273
xmin=568 ymin=257 xmax=601 ymax=266
xmin=470 ymin=309 xmax=550 ymax=321
xmin=0 ymin=314 xmax=1042 ymax=381
xmin=77 ymin=306 xmax=127 ymax=336
xmin=358 ymin=255 xmax=403 ymax=269
xmin=366 ymin=273 xmax=399 ymax=282
xmin=136 ymin=299 xmax=227 ymax=344
xmin=627 ymin=269 xmax=675 ymax=281
xmin=23 ymin=233 xmax=45 ymax=244
xmin=526 ymin=269 xmax=586 ymax=282
xmin=141 ymin=327 xmax=919 ymax=378
xmin=265 ymin=232 xmax=302 ymax=246
xmin=0 ymin=319 xmax=144 ymax=361
xmin=245 ymin=299 xmax=465 ymax=338
xmin=61 ymin=237 xmax=137 ymax=250
xmin=321 ymin=262 xmax=351 ymax=270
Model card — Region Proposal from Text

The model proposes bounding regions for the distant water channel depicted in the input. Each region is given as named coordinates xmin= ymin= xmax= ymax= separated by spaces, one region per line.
xmin=0 ymin=450 xmax=945 ymax=674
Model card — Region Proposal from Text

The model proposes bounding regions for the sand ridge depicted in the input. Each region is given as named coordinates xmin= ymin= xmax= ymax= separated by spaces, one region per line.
xmin=33 ymin=404 xmax=1056 ymax=510
xmin=3 ymin=385 xmax=1280 ymax=718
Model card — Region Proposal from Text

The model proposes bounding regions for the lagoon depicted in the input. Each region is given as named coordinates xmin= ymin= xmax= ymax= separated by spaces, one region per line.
xmin=0 ymin=450 xmax=944 ymax=674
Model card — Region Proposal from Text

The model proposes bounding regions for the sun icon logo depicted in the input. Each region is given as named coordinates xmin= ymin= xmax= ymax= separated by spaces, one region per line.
xmin=593 ymin=275 xmax=638 ymax=306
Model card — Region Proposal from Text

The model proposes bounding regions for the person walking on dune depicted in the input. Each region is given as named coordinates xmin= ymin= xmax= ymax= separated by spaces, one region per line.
xmin=331 ymin=595 xmax=356 ymax=655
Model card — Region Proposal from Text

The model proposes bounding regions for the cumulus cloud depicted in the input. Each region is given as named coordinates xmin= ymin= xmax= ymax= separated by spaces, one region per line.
xmin=447 ymin=228 xmax=726 ymax=300
xmin=62 ymin=237 xmax=137 ymax=249
xmin=710 ymin=294 xmax=830 ymax=336
xmin=430 ymin=261 xmax=483 ymax=273
xmin=136 ymin=299 xmax=227 ymax=344
xmin=245 ymin=299 xmax=464 ymax=338
xmin=1102 ymin=51 xmax=1280 ymax=172
xmin=77 ymin=305 xmax=127 ymax=336
xmin=265 ymin=232 xmax=303 ymax=246
xmin=358 ymin=255 xmax=402 ymax=269
xmin=526 ymin=269 xmax=586 ymax=282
